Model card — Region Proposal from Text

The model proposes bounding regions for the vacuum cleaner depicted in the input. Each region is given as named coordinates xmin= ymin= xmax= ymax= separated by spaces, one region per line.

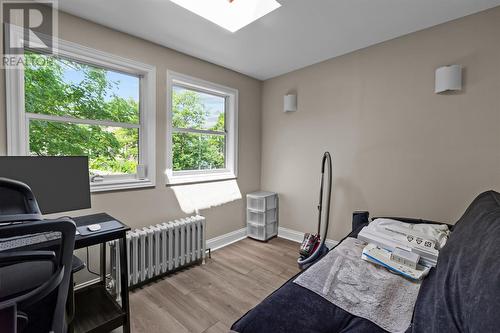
xmin=298 ymin=152 xmax=333 ymax=270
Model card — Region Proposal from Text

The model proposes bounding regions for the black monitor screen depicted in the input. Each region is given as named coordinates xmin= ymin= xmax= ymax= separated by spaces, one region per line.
xmin=0 ymin=156 xmax=91 ymax=214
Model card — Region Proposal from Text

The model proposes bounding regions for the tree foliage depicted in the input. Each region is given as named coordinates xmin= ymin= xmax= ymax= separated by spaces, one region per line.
xmin=172 ymin=89 xmax=225 ymax=171
xmin=24 ymin=51 xmax=225 ymax=175
xmin=25 ymin=51 xmax=139 ymax=174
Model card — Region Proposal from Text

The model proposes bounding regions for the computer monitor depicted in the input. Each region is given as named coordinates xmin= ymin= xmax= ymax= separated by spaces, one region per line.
xmin=0 ymin=156 xmax=91 ymax=214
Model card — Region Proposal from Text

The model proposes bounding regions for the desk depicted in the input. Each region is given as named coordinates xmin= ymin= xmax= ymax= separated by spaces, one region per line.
xmin=70 ymin=213 xmax=131 ymax=333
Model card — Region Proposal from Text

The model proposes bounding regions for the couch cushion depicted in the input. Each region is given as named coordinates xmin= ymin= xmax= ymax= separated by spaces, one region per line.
xmin=412 ymin=191 xmax=500 ymax=332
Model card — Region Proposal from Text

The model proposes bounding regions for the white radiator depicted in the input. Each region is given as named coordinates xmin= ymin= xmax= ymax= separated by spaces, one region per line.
xmin=109 ymin=215 xmax=206 ymax=295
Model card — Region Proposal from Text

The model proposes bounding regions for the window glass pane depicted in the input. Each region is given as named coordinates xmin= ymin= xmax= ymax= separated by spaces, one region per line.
xmin=172 ymin=85 xmax=225 ymax=131
xmin=24 ymin=51 xmax=140 ymax=124
xmin=29 ymin=119 xmax=139 ymax=175
xmin=172 ymin=132 xmax=225 ymax=171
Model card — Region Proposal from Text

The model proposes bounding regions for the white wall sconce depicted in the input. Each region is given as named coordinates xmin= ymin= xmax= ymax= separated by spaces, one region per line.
xmin=284 ymin=94 xmax=297 ymax=112
xmin=435 ymin=65 xmax=462 ymax=94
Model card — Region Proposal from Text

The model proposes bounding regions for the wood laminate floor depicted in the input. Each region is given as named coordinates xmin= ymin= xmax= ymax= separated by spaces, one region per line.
xmin=128 ymin=237 xmax=300 ymax=333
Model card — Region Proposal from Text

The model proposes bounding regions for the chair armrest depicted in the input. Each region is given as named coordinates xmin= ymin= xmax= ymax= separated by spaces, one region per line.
xmin=0 ymin=251 xmax=56 ymax=267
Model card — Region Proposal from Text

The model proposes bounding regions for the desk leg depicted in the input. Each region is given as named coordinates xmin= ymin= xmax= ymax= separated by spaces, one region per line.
xmin=100 ymin=243 xmax=107 ymax=285
xmin=119 ymin=236 xmax=131 ymax=333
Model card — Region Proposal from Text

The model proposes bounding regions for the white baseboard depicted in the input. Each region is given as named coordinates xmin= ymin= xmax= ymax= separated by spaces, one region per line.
xmin=207 ymin=227 xmax=247 ymax=251
xmin=278 ymin=226 xmax=338 ymax=249
xmin=206 ymin=225 xmax=339 ymax=253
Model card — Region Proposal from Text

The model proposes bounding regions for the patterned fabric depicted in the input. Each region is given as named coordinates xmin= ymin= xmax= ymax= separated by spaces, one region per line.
xmin=294 ymin=237 xmax=421 ymax=333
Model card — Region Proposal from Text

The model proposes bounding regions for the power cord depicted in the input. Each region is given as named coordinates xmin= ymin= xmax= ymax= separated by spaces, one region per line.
xmin=85 ymin=247 xmax=112 ymax=282
xmin=86 ymin=247 xmax=101 ymax=277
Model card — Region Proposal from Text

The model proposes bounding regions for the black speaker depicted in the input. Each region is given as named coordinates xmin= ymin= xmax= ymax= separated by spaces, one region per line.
xmin=352 ymin=211 xmax=369 ymax=231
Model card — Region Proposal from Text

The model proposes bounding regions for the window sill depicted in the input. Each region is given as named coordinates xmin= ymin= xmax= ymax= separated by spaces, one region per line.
xmin=166 ymin=172 xmax=236 ymax=186
xmin=90 ymin=178 xmax=155 ymax=193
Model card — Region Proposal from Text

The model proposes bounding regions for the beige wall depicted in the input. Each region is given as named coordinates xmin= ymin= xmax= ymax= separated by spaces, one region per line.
xmin=0 ymin=12 xmax=262 ymax=239
xmin=261 ymin=7 xmax=500 ymax=240
xmin=2 ymin=7 xmax=499 ymax=246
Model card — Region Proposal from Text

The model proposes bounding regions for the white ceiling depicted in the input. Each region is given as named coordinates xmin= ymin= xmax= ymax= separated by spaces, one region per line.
xmin=59 ymin=0 xmax=500 ymax=80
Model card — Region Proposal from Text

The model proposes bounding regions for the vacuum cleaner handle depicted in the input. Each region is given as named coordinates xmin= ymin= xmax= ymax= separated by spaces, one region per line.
xmin=298 ymin=152 xmax=333 ymax=268
xmin=320 ymin=152 xmax=332 ymax=239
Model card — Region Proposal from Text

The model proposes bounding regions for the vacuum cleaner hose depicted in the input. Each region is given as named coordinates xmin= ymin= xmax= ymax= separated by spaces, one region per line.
xmin=297 ymin=152 xmax=333 ymax=269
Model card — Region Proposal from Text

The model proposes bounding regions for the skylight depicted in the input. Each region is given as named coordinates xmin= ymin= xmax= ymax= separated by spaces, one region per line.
xmin=170 ymin=0 xmax=281 ymax=32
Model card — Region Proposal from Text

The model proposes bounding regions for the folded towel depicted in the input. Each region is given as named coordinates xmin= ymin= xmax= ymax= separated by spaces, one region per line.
xmin=294 ymin=237 xmax=422 ymax=333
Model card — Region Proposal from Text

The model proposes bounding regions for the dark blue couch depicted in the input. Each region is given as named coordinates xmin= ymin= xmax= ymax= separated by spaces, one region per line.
xmin=231 ymin=191 xmax=500 ymax=333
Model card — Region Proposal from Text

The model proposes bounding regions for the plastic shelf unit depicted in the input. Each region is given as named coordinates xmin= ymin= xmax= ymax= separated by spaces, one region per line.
xmin=246 ymin=192 xmax=279 ymax=241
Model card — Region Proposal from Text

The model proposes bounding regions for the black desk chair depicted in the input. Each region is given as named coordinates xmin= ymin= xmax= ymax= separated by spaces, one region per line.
xmin=0 ymin=178 xmax=76 ymax=333
xmin=0 ymin=219 xmax=76 ymax=333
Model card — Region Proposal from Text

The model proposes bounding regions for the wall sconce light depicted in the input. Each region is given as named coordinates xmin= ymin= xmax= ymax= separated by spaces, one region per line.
xmin=435 ymin=65 xmax=462 ymax=94
xmin=284 ymin=94 xmax=297 ymax=112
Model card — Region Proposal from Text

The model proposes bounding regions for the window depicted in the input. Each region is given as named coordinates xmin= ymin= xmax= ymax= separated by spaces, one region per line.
xmin=166 ymin=71 xmax=238 ymax=185
xmin=6 ymin=33 xmax=156 ymax=192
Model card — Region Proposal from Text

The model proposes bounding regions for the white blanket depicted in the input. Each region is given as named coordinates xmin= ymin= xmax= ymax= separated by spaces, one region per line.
xmin=364 ymin=218 xmax=450 ymax=249
xmin=294 ymin=237 xmax=422 ymax=333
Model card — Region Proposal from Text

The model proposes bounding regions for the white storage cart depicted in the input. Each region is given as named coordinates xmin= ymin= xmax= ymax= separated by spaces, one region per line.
xmin=246 ymin=191 xmax=279 ymax=241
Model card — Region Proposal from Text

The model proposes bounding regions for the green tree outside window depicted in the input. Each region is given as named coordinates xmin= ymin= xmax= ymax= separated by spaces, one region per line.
xmin=24 ymin=51 xmax=226 ymax=175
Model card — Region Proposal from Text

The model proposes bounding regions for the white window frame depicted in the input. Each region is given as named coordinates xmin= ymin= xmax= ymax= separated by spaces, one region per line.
xmin=166 ymin=71 xmax=238 ymax=185
xmin=5 ymin=28 xmax=157 ymax=192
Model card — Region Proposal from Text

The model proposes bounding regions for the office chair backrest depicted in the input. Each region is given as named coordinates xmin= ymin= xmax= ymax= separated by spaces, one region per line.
xmin=0 ymin=178 xmax=42 ymax=223
xmin=0 ymin=219 xmax=76 ymax=333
